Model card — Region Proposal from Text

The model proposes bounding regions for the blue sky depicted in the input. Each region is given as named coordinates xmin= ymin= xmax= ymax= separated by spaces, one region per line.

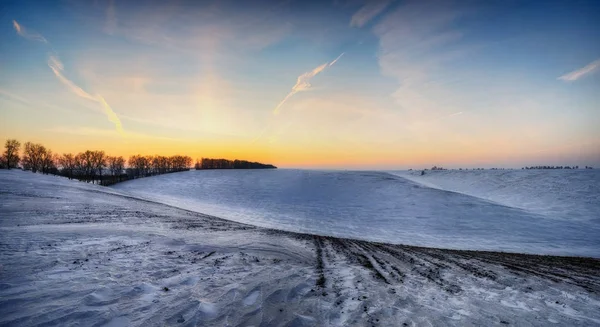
xmin=1 ymin=0 xmax=599 ymax=168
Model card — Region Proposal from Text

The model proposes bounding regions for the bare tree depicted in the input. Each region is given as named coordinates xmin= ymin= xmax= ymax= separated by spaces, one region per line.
xmin=128 ymin=155 xmax=146 ymax=178
xmin=106 ymin=156 xmax=116 ymax=176
xmin=74 ymin=153 xmax=86 ymax=180
xmin=3 ymin=139 xmax=21 ymax=169
xmin=107 ymin=156 xmax=125 ymax=182
xmin=91 ymin=151 xmax=106 ymax=184
xmin=22 ymin=142 xmax=47 ymax=173
xmin=128 ymin=155 xmax=139 ymax=178
xmin=40 ymin=149 xmax=57 ymax=174
xmin=75 ymin=151 xmax=95 ymax=182
xmin=58 ymin=153 xmax=76 ymax=179
xmin=13 ymin=140 xmax=195 ymax=184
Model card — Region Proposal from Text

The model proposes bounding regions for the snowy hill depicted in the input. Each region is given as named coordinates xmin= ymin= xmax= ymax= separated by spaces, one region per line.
xmin=112 ymin=169 xmax=600 ymax=257
xmin=1 ymin=170 xmax=600 ymax=326
xmin=392 ymin=169 xmax=600 ymax=222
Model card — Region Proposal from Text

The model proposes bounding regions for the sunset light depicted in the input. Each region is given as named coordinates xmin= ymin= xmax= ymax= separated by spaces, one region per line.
xmin=2 ymin=0 xmax=598 ymax=169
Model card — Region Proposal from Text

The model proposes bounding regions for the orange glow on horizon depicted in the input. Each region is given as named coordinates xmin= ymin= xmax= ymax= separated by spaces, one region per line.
xmin=3 ymin=132 xmax=591 ymax=169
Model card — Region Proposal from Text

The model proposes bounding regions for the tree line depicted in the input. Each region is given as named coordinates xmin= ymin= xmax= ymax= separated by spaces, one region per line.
xmin=194 ymin=158 xmax=277 ymax=169
xmin=128 ymin=155 xmax=192 ymax=179
xmin=521 ymin=166 xmax=593 ymax=170
xmin=2 ymin=139 xmax=278 ymax=185
xmin=1 ymin=139 xmax=193 ymax=186
xmin=408 ymin=165 xmax=595 ymax=172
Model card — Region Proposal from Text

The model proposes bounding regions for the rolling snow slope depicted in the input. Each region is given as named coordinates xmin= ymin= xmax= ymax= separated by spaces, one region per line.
xmin=112 ymin=169 xmax=600 ymax=257
xmin=392 ymin=169 xmax=600 ymax=222
xmin=1 ymin=170 xmax=600 ymax=326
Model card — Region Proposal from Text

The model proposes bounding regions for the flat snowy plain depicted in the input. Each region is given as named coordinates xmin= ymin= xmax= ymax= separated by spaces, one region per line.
xmin=1 ymin=169 xmax=600 ymax=326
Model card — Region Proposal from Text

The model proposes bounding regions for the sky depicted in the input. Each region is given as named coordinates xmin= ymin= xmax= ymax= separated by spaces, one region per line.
xmin=1 ymin=0 xmax=599 ymax=169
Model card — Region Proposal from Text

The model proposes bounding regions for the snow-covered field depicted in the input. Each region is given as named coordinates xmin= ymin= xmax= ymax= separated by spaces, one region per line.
xmin=1 ymin=170 xmax=600 ymax=326
xmin=112 ymin=169 xmax=600 ymax=257
xmin=392 ymin=169 xmax=600 ymax=223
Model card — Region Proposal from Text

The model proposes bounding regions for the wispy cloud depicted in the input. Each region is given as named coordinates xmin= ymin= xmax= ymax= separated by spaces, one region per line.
xmin=104 ymin=0 xmax=117 ymax=35
xmin=12 ymin=20 xmax=47 ymax=43
xmin=273 ymin=53 xmax=344 ymax=114
xmin=558 ymin=58 xmax=600 ymax=82
xmin=48 ymin=56 xmax=124 ymax=134
xmin=48 ymin=56 xmax=97 ymax=102
xmin=0 ymin=89 xmax=31 ymax=105
xmin=76 ymin=0 xmax=290 ymax=59
xmin=372 ymin=0 xmax=469 ymax=122
xmin=44 ymin=126 xmax=182 ymax=141
xmin=350 ymin=0 xmax=394 ymax=27
xmin=13 ymin=19 xmax=124 ymax=135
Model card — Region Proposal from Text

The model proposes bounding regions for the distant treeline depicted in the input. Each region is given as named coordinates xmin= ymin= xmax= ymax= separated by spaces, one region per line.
xmin=521 ymin=166 xmax=594 ymax=170
xmin=408 ymin=165 xmax=595 ymax=172
xmin=408 ymin=166 xmax=449 ymax=171
xmin=194 ymin=158 xmax=276 ymax=169
xmin=429 ymin=166 xmax=447 ymax=170
xmin=1 ymin=139 xmax=193 ymax=186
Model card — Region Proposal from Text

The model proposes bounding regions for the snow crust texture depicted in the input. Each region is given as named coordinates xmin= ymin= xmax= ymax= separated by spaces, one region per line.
xmin=1 ymin=170 xmax=600 ymax=326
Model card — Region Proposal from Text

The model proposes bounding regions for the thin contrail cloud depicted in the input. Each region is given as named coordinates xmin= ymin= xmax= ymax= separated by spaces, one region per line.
xmin=12 ymin=20 xmax=47 ymax=43
xmin=329 ymin=52 xmax=344 ymax=67
xmin=13 ymin=20 xmax=124 ymax=135
xmin=48 ymin=56 xmax=97 ymax=102
xmin=558 ymin=58 xmax=600 ymax=82
xmin=0 ymin=89 xmax=31 ymax=105
xmin=48 ymin=56 xmax=124 ymax=135
xmin=251 ymin=53 xmax=345 ymax=145
xmin=273 ymin=52 xmax=344 ymax=115
xmin=97 ymin=95 xmax=124 ymax=134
